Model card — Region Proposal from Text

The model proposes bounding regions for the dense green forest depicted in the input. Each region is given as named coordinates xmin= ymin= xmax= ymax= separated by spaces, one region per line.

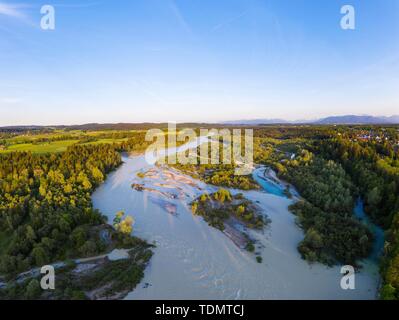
xmin=315 ymin=135 xmax=399 ymax=299
xmin=0 ymin=139 xmax=158 ymax=299
xmin=0 ymin=144 xmax=122 ymax=275
xmin=280 ymin=153 xmax=372 ymax=265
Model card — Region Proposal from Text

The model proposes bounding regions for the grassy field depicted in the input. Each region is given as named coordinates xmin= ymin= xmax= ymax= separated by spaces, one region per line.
xmin=6 ymin=130 xmax=83 ymax=143
xmin=0 ymin=140 xmax=79 ymax=154
xmin=0 ymin=129 xmax=153 ymax=154
xmin=0 ymin=137 xmax=132 ymax=154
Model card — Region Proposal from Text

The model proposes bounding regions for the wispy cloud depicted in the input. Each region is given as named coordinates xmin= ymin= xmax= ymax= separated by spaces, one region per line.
xmin=0 ymin=2 xmax=29 ymax=20
xmin=212 ymin=9 xmax=249 ymax=32
xmin=169 ymin=0 xmax=192 ymax=34
xmin=1 ymin=97 xmax=22 ymax=104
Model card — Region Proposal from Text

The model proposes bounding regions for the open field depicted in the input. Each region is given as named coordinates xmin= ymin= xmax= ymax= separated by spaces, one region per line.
xmin=0 ymin=129 xmax=147 ymax=154
xmin=0 ymin=140 xmax=79 ymax=154
xmin=0 ymin=138 xmax=133 ymax=154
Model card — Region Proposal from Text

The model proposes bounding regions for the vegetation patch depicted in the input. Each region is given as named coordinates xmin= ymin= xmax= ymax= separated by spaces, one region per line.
xmin=191 ymin=188 xmax=268 ymax=262
xmin=0 ymin=222 xmax=153 ymax=300
xmin=191 ymin=189 xmax=265 ymax=231
xmin=173 ymin=162 xmax=260 ymax=190
xmin=278 ymin=152 xmax=373 ymax=265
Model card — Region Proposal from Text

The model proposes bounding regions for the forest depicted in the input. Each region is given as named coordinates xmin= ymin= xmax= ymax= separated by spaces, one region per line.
xmin=252 ymin=125 xmax=399 ymax=299
xmin=0 ymin=138 xmax=155 ymax=299
xmin=0 ymin=144 xmax=121 ymax=275
xmin=315 ymin=134 xmax=399 ymax=299
xmin=281 ymin=154 xmax=372 ymax=265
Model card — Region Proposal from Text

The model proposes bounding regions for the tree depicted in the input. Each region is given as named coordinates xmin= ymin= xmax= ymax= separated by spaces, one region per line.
xmin=236 ymin=205 xmax=245 ymax=216
xmin=25 ymin=279 xmax=41 ymax=299
xmin=113 ymin=211 xmax=134 ymax=234
xmin=367 ymin=187 xmax=381 ymax=207
xmin=113 ymin=211 xmax=124 ymax=227
xmin=39 ymin=184 xmax=47 ymax=198
xmin=191 ymin=202 xmax=198 ymax=214
xmin=79 ymin=240 xmax=97 ymax=256
xmin=213 ymin=188 xmax=232 ymax=203
xmin=31 ymin=246 xmax=49 ymax=266
xmin=118 ymin=216 xmax=134 ymax=234
xmin=386 ymin=255 xmax=399 ymax=289
xmin=63 ymin=184 xmax=73 ymax=194
xmin=380 ymin=284 xmax=397 ymax=300
xmin=304 ymin=228 xmax=323 ymax=249
xmin=77 ymin=172 xmax=92 ymax=190
xmin=26 ymin=225 xmax=36 ymax=242
xmin=275 ymin=163 xmax=286 ymax=174
xmin=91 ymin=167 xmax=104 ymax=184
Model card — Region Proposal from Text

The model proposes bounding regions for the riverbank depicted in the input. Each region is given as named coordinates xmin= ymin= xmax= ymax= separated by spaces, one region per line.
xmin=92 ymin=153 xmax=380 ymax=299
xmin=0 ymin=224 xmax=153 ymax=300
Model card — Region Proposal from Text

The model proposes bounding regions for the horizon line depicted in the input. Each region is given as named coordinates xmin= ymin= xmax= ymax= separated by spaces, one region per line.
xmin=1 ymin=113 xmax=399 ymax=128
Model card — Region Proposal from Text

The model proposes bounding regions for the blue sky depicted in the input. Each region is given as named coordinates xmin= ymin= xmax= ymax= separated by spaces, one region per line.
xmin=0 ymin=0 xmax=398 ymax=125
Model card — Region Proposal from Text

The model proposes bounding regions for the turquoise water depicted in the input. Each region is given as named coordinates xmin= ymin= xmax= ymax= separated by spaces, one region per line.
xmin=252 ymin=168 xmax=287 ymax=197
xmin=354 ymin=199 xmax=385 ymax=261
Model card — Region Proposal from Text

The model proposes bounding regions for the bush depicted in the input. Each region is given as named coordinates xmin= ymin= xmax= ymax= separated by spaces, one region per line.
xmin=246 ymin=242 xmax=255 ymax=252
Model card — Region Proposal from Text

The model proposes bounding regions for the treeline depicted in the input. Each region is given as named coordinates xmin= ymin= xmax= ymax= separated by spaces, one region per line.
xmin=172 ymin=162 xmax=259 ymax=190
xmin=316 ymin=137 xmax=399 ymax=299
xmin=253 ymin=126 xmax=334 ymax=140
xmin=317 ymin=137 xmax=399 ymax=227
xmin=0 ymin=144 xmax=122 ymax=276
xmin=274 ymin=150 xmax=372 ymax=265
xmin=1 ymin=130 xmax=153 ymax=147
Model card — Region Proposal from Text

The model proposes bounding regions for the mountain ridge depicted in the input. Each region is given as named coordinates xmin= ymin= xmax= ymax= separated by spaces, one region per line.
xmin=221 ymin=115 xmax=399 ymax=125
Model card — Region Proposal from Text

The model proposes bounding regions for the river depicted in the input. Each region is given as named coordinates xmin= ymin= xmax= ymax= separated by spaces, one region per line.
xmin=92 ymin=140 xmax=381 ymax=300
xmin=354 ymin=199 xmax=385 ymax=263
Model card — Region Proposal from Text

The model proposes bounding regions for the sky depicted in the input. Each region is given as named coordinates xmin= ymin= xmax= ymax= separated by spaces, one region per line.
xmin=0 ymin=0 xmax=398 ymax=125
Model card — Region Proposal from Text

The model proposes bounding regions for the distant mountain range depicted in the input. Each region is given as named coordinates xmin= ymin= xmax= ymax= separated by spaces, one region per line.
xmin=1 ymin=115 xmax=399 ymax=131
xmin=222 ymin=115 xmax=399 ymax=125
xmin=315 ymin=115 xmax=399 ymax=124
xmin=222 ymin=118 xmax=289 ymax=125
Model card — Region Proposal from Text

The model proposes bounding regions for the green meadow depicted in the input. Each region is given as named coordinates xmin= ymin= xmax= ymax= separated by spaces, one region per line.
xmin=0 ymin=140 xmax=79 ymax=154
xmin=0 ymin=131 xmax=132 ymax=154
